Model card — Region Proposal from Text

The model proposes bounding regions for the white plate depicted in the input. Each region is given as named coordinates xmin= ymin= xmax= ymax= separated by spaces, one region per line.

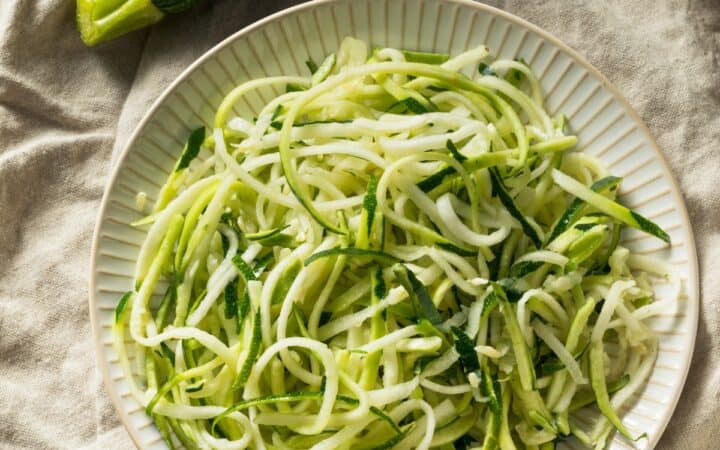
xmin=89 ymin=1 xmax=699 ymax=448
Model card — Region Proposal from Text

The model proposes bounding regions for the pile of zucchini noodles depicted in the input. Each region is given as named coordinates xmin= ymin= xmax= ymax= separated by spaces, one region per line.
xmin=115 ymin=37 xmax=679 ymax=450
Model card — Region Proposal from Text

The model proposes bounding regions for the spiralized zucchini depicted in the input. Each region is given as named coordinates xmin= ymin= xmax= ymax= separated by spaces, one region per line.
xmin=115 ymin=37 xmax=678 ymax=450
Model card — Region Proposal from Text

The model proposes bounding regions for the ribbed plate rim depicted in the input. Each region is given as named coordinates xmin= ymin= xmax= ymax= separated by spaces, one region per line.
xmin=89 ymin=1 xmax=700 ymax=448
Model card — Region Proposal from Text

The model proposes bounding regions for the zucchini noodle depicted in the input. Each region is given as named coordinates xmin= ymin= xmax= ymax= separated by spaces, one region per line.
xmin=115 ymin=37 xmax=677 ymax=449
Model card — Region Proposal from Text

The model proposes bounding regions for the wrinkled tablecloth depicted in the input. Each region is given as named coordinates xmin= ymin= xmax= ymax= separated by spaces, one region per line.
xmin=0 ymin=0 xmax=718 ymax=449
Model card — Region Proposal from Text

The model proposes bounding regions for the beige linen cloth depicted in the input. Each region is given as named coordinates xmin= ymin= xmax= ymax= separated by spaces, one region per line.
xmin=0 ymin=0 xmax=717 ymax=448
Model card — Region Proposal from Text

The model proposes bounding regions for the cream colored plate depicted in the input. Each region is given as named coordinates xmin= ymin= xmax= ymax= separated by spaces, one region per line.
xmin=89 ymin=1 xmax=699 ymax=448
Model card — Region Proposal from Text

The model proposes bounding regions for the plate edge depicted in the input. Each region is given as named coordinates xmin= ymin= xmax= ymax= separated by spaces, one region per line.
xmin=87 ymin=1 xmax=701 ymax=448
